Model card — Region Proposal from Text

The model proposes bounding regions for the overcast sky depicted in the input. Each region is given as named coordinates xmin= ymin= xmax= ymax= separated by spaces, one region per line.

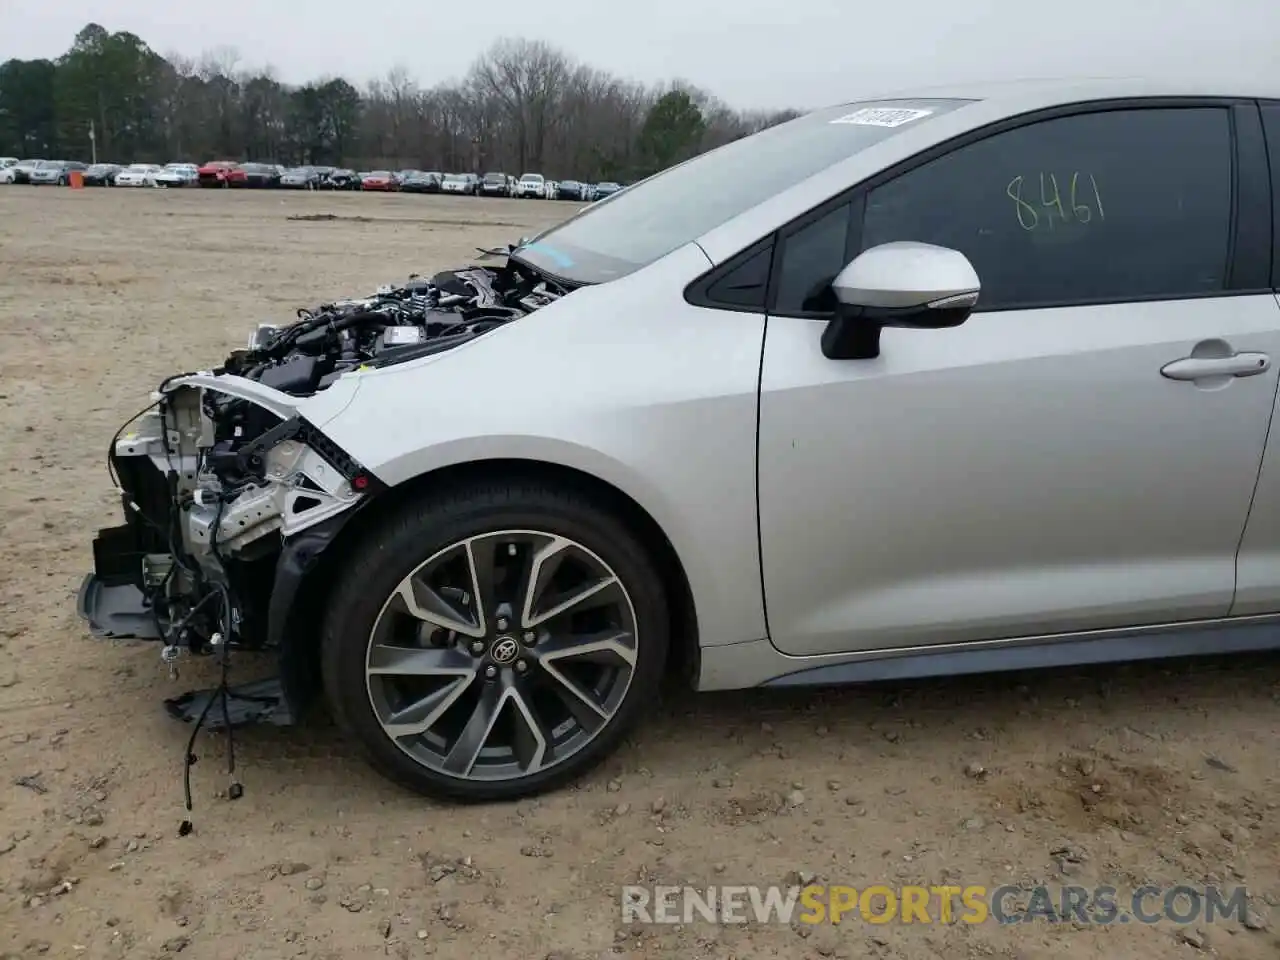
xmin=8 ymin=0 xmax=1276 ymax=111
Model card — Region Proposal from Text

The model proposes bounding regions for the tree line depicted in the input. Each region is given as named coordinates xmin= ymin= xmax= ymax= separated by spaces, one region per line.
xmin=0 ymin=24 xmax=803 ymax=181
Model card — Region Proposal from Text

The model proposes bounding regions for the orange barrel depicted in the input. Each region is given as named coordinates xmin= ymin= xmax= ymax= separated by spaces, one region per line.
xmin=69 ymin=171 xmax=84 ymax=189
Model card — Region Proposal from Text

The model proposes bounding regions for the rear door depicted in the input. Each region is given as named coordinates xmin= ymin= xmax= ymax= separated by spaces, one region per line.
xmin=756 ymin=100 xmax=1280 ymax=657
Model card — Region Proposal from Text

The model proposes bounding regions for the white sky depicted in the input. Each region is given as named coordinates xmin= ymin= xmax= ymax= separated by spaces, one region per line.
xmin=7 ymin=0 xmax=1278 ymax=111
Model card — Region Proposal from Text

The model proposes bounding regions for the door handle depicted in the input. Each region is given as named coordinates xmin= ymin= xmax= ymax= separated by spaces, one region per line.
xmin=1160 ymin=352 xmax=1271 ymax=381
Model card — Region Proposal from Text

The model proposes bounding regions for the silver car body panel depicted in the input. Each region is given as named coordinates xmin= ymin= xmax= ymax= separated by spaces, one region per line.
xmin=698 ymin=614 xmax=1280 ymax=691
xmin=758 ymin=296 xmax=1280 ymax=656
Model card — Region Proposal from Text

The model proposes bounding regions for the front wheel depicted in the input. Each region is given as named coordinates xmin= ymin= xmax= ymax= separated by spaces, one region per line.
xmin=321 ymin=481 xmax=670 ymax=802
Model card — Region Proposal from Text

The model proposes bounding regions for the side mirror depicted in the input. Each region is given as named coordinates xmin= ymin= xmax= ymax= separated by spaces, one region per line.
xmin=821 ymin=241 xmax=980 ymax=360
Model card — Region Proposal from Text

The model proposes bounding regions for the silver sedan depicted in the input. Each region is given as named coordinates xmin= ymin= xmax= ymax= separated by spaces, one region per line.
xmin=82 ymin=75 xmax=1280 ymax=802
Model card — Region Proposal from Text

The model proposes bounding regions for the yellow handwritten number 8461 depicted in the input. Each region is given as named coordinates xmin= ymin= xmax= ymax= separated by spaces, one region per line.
xmin=1006 ymin=173 xmax=1105 ymax=231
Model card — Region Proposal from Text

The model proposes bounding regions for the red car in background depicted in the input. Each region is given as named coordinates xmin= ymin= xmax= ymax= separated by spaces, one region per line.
xmin=197 ymin=160 xmax=238 ymax=187
xmin=360 ymin=170 xmax=399 ymax=192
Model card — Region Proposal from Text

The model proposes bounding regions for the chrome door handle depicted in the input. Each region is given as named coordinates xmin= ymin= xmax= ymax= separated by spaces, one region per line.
xmin=1160 ymin=352 xmax=1271 ymax=381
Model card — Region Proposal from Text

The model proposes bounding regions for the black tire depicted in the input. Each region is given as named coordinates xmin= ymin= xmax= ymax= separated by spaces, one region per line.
xmin=320 ymin=480 xmax=670 ymax=802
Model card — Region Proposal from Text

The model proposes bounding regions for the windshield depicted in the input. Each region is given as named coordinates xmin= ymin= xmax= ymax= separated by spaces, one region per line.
xmin=483 ymin=173 xmax=504 ymax=181
xmin=444 ymin=174 xmax=465 ymax=181
xmin=515 ymin=99 xmax=968 ymax=284
xmin=521 ymin=174 xmax=543 ymax=183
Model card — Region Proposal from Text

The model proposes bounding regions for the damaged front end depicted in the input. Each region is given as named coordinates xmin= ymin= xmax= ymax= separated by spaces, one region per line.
xmin=79 ymin=260 xmax=568 ymax=729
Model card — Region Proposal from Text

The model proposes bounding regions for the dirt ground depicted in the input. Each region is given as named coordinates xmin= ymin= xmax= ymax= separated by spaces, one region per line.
xmin=1 ymin=186 xmax=1278 ymax=960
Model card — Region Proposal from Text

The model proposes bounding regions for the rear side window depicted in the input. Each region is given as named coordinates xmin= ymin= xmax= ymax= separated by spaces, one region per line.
xmin=860 ymin=107 xmax=1234 ymax=310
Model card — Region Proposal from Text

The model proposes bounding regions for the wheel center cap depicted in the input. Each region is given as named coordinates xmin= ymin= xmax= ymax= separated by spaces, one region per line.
xmin=490 ymin=636 xmax=521 ymax=665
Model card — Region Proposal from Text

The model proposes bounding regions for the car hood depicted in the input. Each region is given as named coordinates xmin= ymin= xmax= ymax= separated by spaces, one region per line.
xmin=312 ymin=242 xmax=712 ymax=485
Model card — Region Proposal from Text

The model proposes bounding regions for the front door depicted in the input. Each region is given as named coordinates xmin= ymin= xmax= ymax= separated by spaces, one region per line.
xmin=757 ymin=102 xmax=1280 ymax=657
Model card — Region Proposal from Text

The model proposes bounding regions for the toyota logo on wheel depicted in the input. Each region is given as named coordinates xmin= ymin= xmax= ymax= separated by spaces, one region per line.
xmin=490 ymin=636 xmax=521 ymax=665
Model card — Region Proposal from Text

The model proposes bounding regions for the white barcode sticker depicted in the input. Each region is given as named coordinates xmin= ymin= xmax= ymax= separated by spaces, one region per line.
xmin=830 ymin=107 xmax=933 ymax=127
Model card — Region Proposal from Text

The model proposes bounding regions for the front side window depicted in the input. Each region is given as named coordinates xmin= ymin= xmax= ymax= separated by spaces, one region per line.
xmin=860 ymin=107 xmax=1234 ymax=310
xmin=773 ymin=201 xmax=854 ymax=314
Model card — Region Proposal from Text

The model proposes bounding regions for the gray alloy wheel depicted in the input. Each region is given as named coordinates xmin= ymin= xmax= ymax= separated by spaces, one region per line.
xmin=364 ymin=529 xmax=639 ymax=783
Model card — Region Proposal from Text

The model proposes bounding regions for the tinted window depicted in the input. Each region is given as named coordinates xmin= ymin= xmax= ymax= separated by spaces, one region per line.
xmin=774 ymin=202 xmax=853 ymax=314
xmin=704 ymin=245 xmax=774 ymax=310
xmin=860 ymin=108 xmax=1233 ymax=309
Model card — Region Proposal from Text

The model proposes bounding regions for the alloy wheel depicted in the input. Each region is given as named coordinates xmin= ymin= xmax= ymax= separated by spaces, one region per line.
xmin=365 ymin=530 xmax=639 ymax=782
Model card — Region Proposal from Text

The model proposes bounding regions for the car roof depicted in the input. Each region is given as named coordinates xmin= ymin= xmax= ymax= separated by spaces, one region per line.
xmin=847 ymin=73 xmax=1280 ymax=107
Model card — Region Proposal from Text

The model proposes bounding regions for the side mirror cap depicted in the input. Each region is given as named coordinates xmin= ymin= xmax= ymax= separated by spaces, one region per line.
xmin=823 ymin=242 xmax=980 ymax=360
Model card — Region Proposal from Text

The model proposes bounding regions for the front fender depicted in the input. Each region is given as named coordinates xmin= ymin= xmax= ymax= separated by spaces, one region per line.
xmin=313 ymin=244 xmax=767 ymax=649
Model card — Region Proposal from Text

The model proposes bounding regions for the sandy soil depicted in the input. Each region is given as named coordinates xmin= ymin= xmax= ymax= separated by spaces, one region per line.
xmin=1 ymin=186 xmax=1278 ymax=960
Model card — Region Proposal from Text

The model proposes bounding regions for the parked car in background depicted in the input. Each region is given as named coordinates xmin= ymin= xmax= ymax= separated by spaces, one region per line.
xmin=83 ymin=163 xmax=123 ymax=186
xmin=440 ymin=172 xmax=478 ymax=195
xmin=593 ymin=181 xmax=622 ymax=200
xmin=556 ymin=179 xmax=588 ymax=201
xmin=229 ymin=162 xmax=283 ymax=188
xmin=2 ymin=159 xmax=46 ymax=184
xmin=29 ymin=160 xmax=88 ymax=185
xmin=26 ymin=161 xmax=62 ymax=185
xmin=155 ymin=163 xmax=198 ymax=187
xmin=197 ymin=160 xmax=237 ymax=187
xmin=399 ymin=171 xmax=442 ymax=194
xmin=360 ymin=170 xmax=399 ymax=192
xmin=115 ymin=163 xmax=163 ymax=187
xmin=280 ymin=166 xmax=323 ymax=189
xmin=321 ymin=168 xmax=363 ymax=190
xmin=0 ymin=157 xmax=17 ymax=174
xmin=516 ymin=172 xmax=545 ymax=198
xmin=479 ymin=172 xmax=514 ymax=197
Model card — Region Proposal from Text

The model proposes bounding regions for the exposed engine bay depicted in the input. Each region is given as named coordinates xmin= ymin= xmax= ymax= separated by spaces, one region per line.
xmin=78 ymin=259 xmax=569 ymax=751
xmin=223 ymin=262 xmax=564 ymax=398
